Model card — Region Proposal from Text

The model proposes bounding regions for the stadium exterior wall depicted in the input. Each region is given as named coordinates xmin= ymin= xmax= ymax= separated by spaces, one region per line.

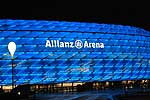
xmin=0 ymin=19 xmax=150 ymax=85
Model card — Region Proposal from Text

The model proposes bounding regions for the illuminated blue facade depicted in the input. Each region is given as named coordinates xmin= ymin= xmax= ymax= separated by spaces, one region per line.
xmin=0 ymin=19 xmax=150 ymax=85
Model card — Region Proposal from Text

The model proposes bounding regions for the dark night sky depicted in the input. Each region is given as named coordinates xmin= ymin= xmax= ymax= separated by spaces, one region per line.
xmin=0 ymin=2 xmax=150 ymax=31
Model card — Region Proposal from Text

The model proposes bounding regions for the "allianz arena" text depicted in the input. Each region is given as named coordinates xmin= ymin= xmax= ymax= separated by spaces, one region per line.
xmin=45 ymin=40 xmax=104 ymax=49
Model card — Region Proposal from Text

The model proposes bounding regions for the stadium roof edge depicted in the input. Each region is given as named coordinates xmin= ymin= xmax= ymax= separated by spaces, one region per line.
xmin=0 ymin=19 xmax=149 ymax=35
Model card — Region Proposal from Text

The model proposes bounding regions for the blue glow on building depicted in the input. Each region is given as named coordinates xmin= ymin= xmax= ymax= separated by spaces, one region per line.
xmin=0 ymin=19 xmax=150 ymax=85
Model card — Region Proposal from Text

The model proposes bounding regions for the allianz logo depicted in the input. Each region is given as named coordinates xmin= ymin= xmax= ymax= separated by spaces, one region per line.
xmin=45 ymin=40 xmax=104 ymax=49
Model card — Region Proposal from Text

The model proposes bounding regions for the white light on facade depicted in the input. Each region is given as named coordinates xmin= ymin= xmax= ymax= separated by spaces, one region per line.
xmin=8 ymin=42 xmax=16 ymax=59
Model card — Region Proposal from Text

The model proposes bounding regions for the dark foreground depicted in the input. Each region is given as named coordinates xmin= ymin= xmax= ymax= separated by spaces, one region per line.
xmin=116 ymin=95 xmax=150 ymax=100
xmin=1 ymin=89 xmax=150 ymax=100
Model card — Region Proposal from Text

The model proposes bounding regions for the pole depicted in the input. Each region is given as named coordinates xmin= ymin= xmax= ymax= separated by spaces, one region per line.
xmin=8 ymin=41 xmax=16 ymax=90
xmin=12 ymin=58 xmax=14 ymax=89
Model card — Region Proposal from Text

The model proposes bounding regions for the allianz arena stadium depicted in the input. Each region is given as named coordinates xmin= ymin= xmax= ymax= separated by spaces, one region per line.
xmin=0 ymin=19 xmax=150 ymax=90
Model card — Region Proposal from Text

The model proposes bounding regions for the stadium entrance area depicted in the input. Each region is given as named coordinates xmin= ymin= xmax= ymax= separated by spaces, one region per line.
xmin=1 ymin=80 xmax=149 ymax=94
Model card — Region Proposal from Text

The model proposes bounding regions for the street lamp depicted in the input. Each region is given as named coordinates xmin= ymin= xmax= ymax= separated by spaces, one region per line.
xmin=8 ymin=42 xmax=16 ymax=89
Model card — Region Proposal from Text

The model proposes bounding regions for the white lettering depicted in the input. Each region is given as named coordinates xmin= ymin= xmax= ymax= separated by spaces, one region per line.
xmin=45 ymin=40 xmax=104 ymax=49
xmin=64 ymin=42 xmax=70 ymax=48
xmin=100 ymin=43 xmax=104 ymax=48
xmin=70 ymin=42 xmax=74 ymax=48
xmin=84 ymin=41 xmax=89 ymax=48
xmin=45 ymin=40 xmax=51 ymax=47
xmin=54 ymin=40 xmax=57 ymax=47
xmin=60 ymin=42 xmax=64 ymax=47
xmin=57 ymin=40 xmax=59 ymax=47
xmin=91 ymin=43 xmax=95 ymax=48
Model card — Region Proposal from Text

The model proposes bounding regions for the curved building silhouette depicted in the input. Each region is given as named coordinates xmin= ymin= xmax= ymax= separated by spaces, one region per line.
xmin=0 ymin=19 xmax=150 ymax=86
